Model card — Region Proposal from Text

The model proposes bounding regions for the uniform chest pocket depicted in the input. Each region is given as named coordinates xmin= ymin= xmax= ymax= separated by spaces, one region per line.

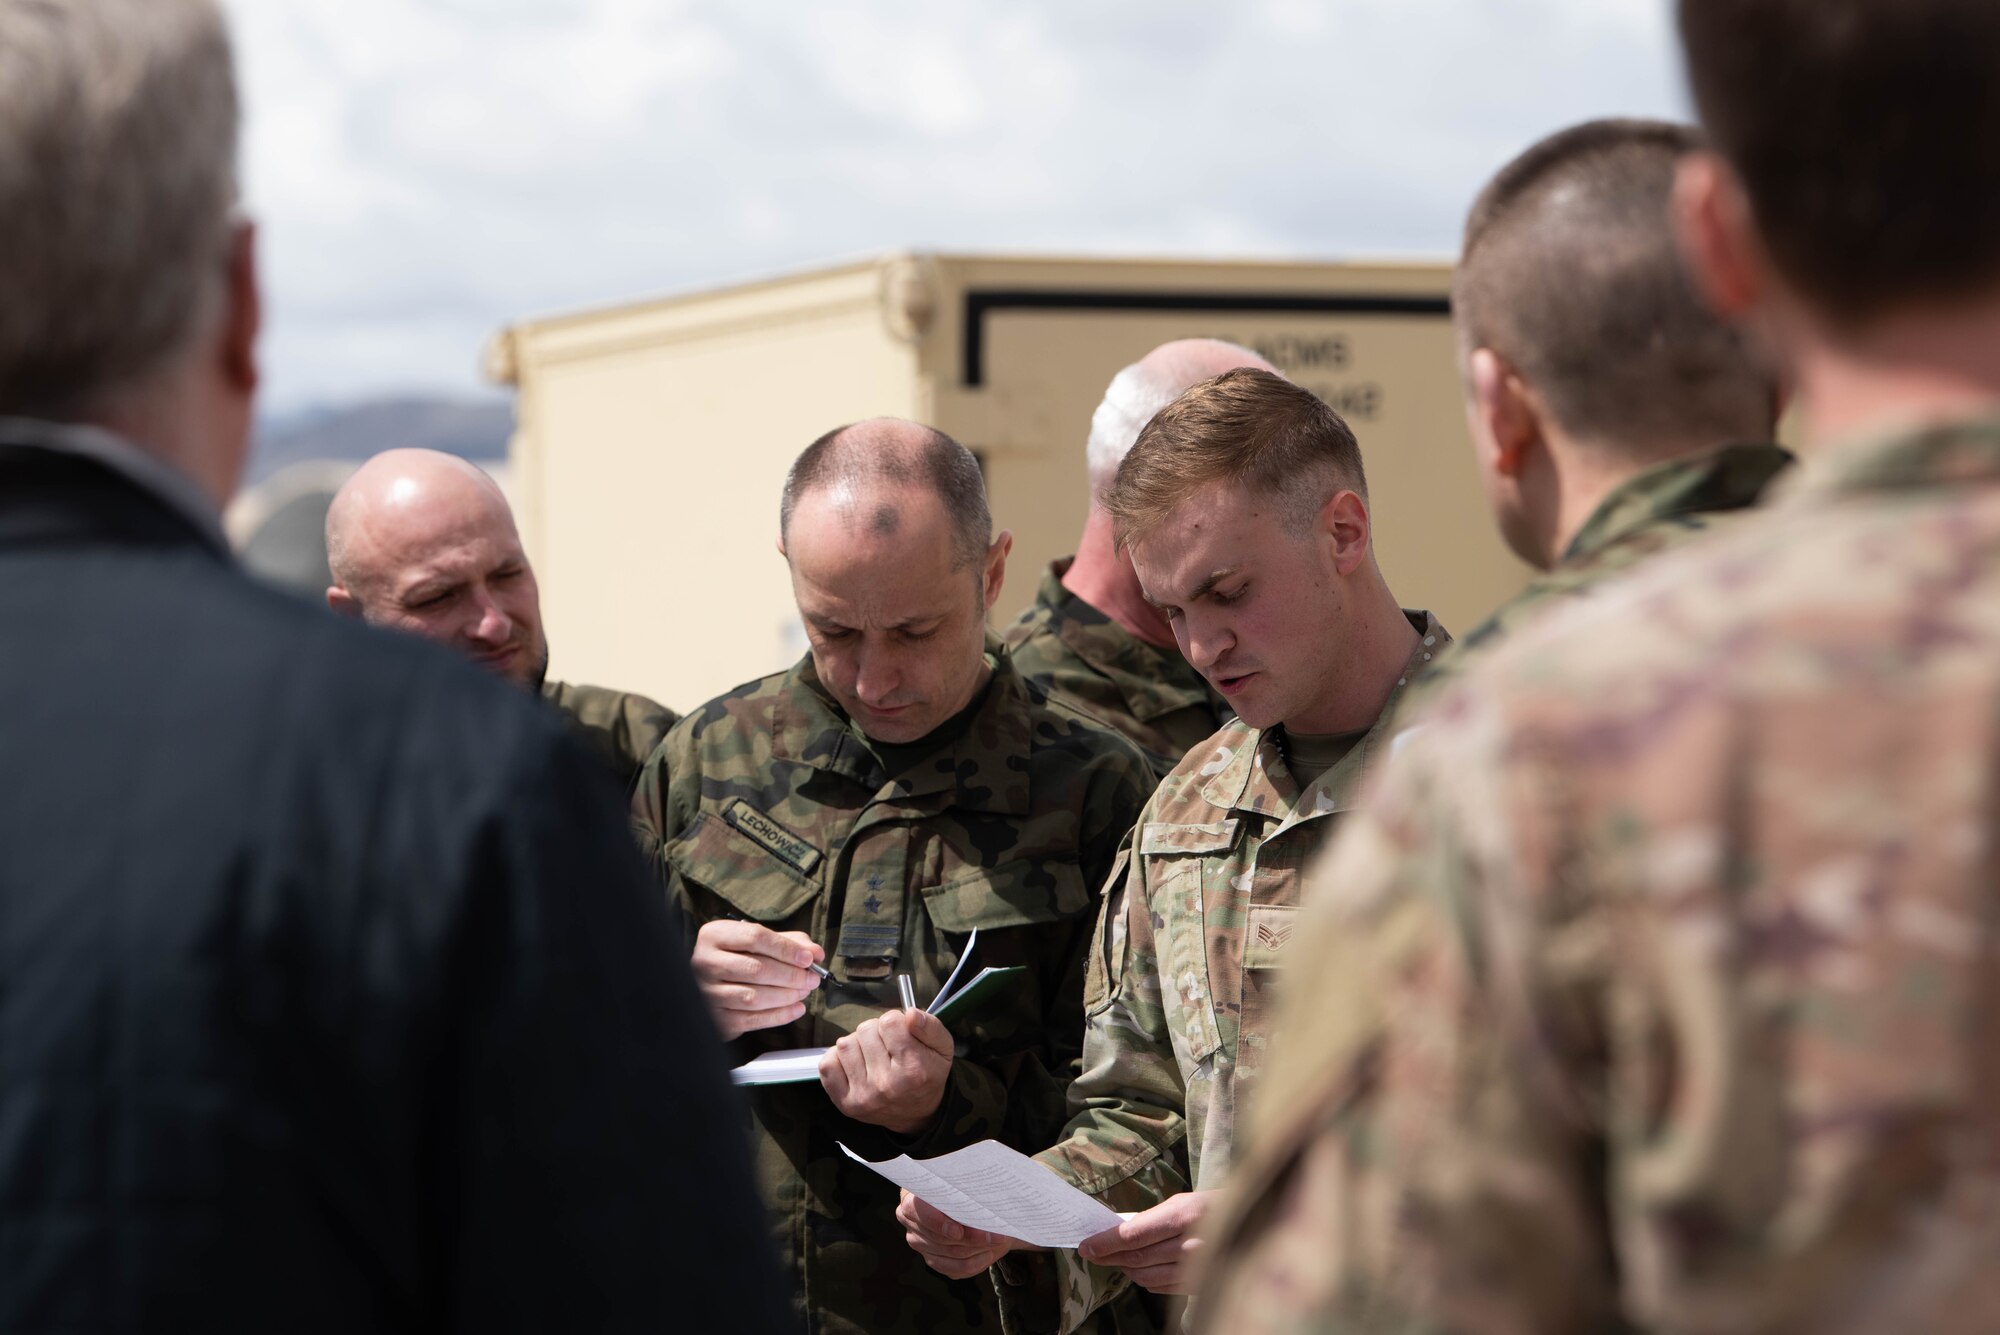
xmin=1139 ymin=820 xmax=1238 ymax=1069
xmin=664 ymin=806 xmax=821 ymax=925
xmin=920 ymin=858 xmax=1093 ymax=934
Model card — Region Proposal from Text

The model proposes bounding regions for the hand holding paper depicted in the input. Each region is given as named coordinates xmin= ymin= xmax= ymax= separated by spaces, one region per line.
xmin=842 ymin=1139 xmax=1123 ymax=1249
xmin=899 ymin=1189 xmax=1022 ymax=1280
xmin=1076 ymin=1190 xmax=1214 ymax=1295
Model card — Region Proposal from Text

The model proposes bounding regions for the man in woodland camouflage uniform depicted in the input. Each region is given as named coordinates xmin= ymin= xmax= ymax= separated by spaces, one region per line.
xmin=632 ymin=419 xmax=1151 ymax=1335
xmin=1400 ymin=117 xmax=1788 ymax=716
xmin=326 ymin=448 xmax=675 ymax=789
xmin=1199 ymin=2 xmax=2000 ymax=1331
xmin=1005 ymin=340 xmax=1276 ymax=779
xmin=898 ymin=370 xmax=1446 ymax=1332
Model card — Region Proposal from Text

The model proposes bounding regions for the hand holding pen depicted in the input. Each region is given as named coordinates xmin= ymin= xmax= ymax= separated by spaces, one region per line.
xmin=689 ymin=917 xmax=828 ymax=1040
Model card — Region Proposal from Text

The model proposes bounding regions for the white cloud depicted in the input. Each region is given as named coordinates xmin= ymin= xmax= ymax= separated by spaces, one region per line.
xmin=221 ymin=0 xmax=1686 ymax=415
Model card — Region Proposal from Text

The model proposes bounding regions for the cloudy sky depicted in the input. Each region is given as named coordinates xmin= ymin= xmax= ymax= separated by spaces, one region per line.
xmin=222 ymin=0 xmax=1687 ymax=416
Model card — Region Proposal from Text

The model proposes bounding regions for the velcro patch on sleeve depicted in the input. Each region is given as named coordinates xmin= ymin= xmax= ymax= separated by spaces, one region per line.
xmin=1244 ymin=903 xmax=1299 ymax=970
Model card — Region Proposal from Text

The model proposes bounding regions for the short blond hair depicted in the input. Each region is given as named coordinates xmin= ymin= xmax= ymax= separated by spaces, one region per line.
xmin=1102 ymin=368 xmax=1366 ymax=549
xmin=0 ymin=0 xmax=239 ymax=416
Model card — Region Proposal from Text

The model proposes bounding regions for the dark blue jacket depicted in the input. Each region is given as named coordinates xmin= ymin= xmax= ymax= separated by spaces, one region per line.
xmin=0 ymin=437 xmax=788 ymax=1333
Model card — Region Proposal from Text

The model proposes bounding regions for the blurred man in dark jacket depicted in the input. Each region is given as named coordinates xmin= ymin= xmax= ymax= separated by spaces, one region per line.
xmin=0 ymin=2 xmax=785 ymax=1331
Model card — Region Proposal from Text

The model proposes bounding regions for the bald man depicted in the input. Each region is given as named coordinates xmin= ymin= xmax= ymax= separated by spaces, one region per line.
xmin=632 ymin=418 xmax=1152 ymax=1335
xmin=326 ymin=448 xmax=676 ymax=790
xmin=1004 ymin=339 xmax=1276 ymax=779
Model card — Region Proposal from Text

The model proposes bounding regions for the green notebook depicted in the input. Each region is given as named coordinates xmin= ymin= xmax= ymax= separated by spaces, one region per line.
xmin=929 ymin=965 xmax=1028 ymax=1022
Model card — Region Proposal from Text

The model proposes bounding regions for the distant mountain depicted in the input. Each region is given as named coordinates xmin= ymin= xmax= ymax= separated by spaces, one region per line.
xmin=247 ymin=395 xmax=513 ymax=484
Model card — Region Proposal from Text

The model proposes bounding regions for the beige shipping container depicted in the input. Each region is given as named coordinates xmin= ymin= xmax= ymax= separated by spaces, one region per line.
xmin=483 ymin=252 xmax=1532 ymax=714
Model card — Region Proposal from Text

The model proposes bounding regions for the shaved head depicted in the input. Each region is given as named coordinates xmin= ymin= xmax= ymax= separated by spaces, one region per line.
xmin=324 ymin=448 xmax=547 ymax=687
xmin=1088 ymin=339 xmax=1278 ymax=494
xmin=780 ymin=418 xmax=991 ymax=571
xmin=326 ymin=449 xmax=508 ymax=592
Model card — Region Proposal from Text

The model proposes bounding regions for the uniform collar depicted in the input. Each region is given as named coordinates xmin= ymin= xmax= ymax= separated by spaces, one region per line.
xmin=770 ymin=634 xmax=1034 ymax=816
xmin=1039 ymin=558 xmax=1221 ymax=723
xmin=1560 ymin=441 xmax=1794 ymax=566
xmin=1781 ymin=413 xmax=2000 ymax=503
xmin=1200 ymin=610 xmax=1450 ymax=825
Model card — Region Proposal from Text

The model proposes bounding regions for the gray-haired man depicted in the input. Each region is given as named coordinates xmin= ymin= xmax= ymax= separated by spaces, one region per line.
xmin=1004 ymin=339 xmax=1277 ymax=779
xmin=0 ymin=2 xmax=782 ymax=1330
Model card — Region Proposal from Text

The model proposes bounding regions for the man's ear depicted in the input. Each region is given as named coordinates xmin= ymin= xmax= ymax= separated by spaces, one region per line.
xmin=1675 ymin=150 xmax=1765 ymax=321
xmin=1320 ymin=490 xmax=1372 ymax=578
xmin=221 ymin=218 xmax=261 ymax=397
xmin=1470 ymin=348 xmax=1538 ymax=479
xmin=982 ymin=530 xmax=1013 ymax=612
xmin=326 ymin=585 xmax=361 ymax=619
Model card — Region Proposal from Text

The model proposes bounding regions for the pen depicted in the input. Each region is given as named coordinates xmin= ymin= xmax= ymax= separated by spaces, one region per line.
xmin=719 ymin=911 xmax=841 ymax=989
xmin=896 ymin=973 xmax=917 ymax=1012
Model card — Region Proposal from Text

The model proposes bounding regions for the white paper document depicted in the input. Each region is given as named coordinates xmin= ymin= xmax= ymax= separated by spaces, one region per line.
xmin=729 ymin=1048 xmax=828 ymax=1086
xmin=839 ymin=1139 xmax=1123 ymax=1248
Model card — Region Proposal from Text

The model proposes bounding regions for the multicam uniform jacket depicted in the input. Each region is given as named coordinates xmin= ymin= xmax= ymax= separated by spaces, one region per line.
xmin=1197 ymin=418 xmax=2000 ymax=1334
xmin=1004 ymin=559 xmax=1233 ymax=781
xmin=632 ymin=641 xmax=1151 ymax=1335
xmin=1398 ymin=441 xmax=1792 ymax=718
xmin=1002 ymin=612 xmax=1449 ymax=1334
xmin=539 ymin=678 xmax=678 ymax=792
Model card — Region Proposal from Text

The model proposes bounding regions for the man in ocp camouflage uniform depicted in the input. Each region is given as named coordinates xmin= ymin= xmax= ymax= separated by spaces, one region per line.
xmin=1005 ymin=340 xmax=1277 ymax=780
xmin=898 ymin=370 xmax=1446 ymax=1332
xmin=325 ymin=448 xmax=676 ymax=789
xmin=632 ymin=418 xmax=1151 ymax=1335
xmin=1197 ymin=1 xmax=2000 ymax=1330
xmin=1398 ymin=118 xmax=1787 ymax=720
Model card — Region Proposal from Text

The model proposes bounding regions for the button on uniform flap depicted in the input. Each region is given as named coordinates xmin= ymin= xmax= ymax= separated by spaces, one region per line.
xmin=921 ymin=858 xmax=1092 ymax=933
xmin=1243 ymin=904 xmax=1299 ymax=971
xmin=1139 ymin=820 xmax=1239 ymax=857
xmin=665 ymin=807 xmax=820 ymax=923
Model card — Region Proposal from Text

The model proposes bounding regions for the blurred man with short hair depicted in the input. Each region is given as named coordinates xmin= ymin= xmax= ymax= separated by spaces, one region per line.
xmin=326 ymin=447 xmax=676 ymax=789
xmin=1198 ymin=2 xmax=2000 ymax=1330
xmin=1402 ymin=117 xmax=1788 ymax=714
xmin=0 ymin=2 xmax=783 ymax=1330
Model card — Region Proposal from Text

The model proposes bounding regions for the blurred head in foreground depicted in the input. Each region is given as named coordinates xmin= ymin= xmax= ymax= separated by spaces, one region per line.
xmin=0 ymin=0 xmax=258 ymax=505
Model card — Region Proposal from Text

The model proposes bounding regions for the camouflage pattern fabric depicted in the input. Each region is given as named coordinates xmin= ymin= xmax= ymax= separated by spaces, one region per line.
xmin=539 ymin=678 xmax=678 ymax=793
xmin=1004 ymin=559 xmax=1233 ymax=781
xmin=1000 ymin=612 xmax=1449 ymax=1334
xmin=1196 ymin=417 xmax=2000 ymax=1335
xmin=1398 ymin=440 xmax=1792 ymax=720
xmin=632 ymin=639 xmax=1152 ymax=1335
